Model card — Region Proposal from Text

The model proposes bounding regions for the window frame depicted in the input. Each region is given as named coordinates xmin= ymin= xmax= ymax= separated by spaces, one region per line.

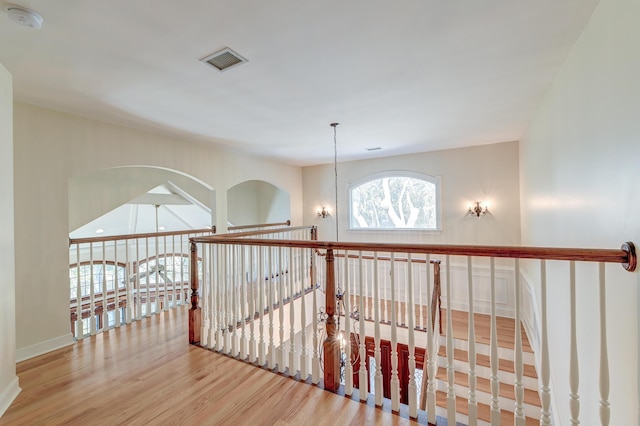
xmin=347 ymin=171 xmax=442 ymax=232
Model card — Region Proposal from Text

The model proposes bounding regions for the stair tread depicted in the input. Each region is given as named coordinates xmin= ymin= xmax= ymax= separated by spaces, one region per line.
xmin=441 ymin=309 xmax=534 ymax=353
xmin=437 ymin=346 xmax=538 ymax=379
xmin=435 ymin=367 xmax=541 ymax=407
xmin=435 ymin=390 xmax=539 ymax=425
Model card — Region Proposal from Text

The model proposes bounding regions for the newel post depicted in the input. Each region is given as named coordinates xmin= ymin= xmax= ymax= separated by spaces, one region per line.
xmin=323 ymin=248 xmax=341 ymax=392
xmin=189 ymin=241 xmax=201 ymax=345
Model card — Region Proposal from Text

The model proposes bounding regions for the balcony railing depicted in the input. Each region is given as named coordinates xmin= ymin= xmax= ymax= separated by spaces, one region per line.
xmin=67 ymin=222 xmax=302 ymax=340
xmin=188 ymin=236 xmax=636 ymax=425
xmin=69 ymin=228 xmax=216 ymax=339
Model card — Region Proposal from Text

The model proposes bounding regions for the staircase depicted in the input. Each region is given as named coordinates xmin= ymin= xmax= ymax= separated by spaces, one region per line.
xmin=432 ymin=309 xmax=540 ymax=425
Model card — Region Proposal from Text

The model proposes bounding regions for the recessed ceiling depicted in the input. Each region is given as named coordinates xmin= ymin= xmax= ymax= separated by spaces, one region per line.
xmin=0 ymin=1 xmax=600 ymax=166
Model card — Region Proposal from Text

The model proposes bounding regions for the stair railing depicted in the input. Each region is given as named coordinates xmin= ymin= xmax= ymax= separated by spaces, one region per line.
xmin=188 ymin=237 xmax=635 ymax=425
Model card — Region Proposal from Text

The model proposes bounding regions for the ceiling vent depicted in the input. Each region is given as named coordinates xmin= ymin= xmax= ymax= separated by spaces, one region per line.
xmin=200 ymin=47 xmax=248 ymax=72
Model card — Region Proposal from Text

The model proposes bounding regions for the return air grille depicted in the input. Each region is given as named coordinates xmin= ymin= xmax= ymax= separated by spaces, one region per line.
xmin=200 ymin=47 xmax=248 ymax=72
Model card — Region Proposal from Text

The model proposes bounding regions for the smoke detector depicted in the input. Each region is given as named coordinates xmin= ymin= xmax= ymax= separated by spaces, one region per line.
xmin=200 ymin=47 xmax=248 ymax=72
xmin=6 ymin=6 xmax=43 ymax=29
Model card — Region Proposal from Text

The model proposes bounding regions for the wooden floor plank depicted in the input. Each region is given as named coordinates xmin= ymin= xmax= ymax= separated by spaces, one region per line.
xmin=1 ymin=307 xmax=417 ymax=426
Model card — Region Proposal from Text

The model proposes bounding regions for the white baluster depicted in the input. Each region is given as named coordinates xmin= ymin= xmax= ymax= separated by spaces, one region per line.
xmin=311 ymin=247 xmax=320 ymax=384
xmin=151 ymin=236 xmax=158 ymax=315
xmin=248 ymin=245 xmax=256 ymax=363
xmin=89 ymin=243 xmax=96 ymax=335
xmin=223 ymin=245 xmax=231 ymax=353
xmin=229 ymin=245 xmax=236 ymax=355
xmin=381 ymin=261 xmax=387 ymax=324
xmin=145 ymin=237 xmax=151 ymax=317
xmin=268 ymin=247 xmax=276 ymax=369
xmin=171 ymin=235 xmax=176 ymax=308
xmin=569 ymin=261 xmax=580 ymax=425
xmin=407 ymin=254 xmax=418 ymax=418
xmin=289 ymin=247 xmax=296 ymax=377
xmin=467 ymin=257 xmax=478 ymax=426
xmin=241 ymin=245 xmax=248 ymax=359
xmin=75 ymin=245 xmax=83 ymax=339
xmin=299 ymin=247 xmax=308 ymax=380
xmin=208 ymin=244 xmax=216 ymax=349
xmin=358 ymin=251 xmax=368 ymax=401
xmin=228 ymin=245 xmax=235 ymax=356
xmin=344 ymin=251 xmax=353 ymax=396
xmin=598 ymin=262 xmax=610 ymax=425
xmin=200 ymin=244 xmax=209 ymax=348
xmin=490 ymin=257 xmax=501 ymax=424
xmin=277 ymin=247 xmax=286 ymax=373
xmin=102 ymin=242 xmax=108 ymax=332
xmin=540 ymin=260 xmax=551 ymax=425
xmin=216 ymin=244 xmax=224 ymax=352
xmin=426 ymin=254 xmax=437 ymax=425
xmin=114 ymin=241 xmax=121 ymax=328
xmin=162 ymin=236 xmax=168 ymax=311
xmin=390 ymin=253 xmax=400 ymax=411
xmin=374 ymin=253 xmax=383 ymax=407
xmin=445 ymin=255 xmax=456 ymax=423
xmin=179 ymin=235 xmax=185 ymax=306
xmin=258 ymin=246 xmax=266 ymax=365
xmin=135 ymin=239 xmax=141 ymax=320
xmin=514 ymin=259 xmax=525 ymax=425
xmin=125 ymin=239 xmax=132 ymax=324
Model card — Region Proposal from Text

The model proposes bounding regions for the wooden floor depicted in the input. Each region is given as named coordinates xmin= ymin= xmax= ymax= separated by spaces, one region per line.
xmin=1 ymin=306 xmax=418 ymax=426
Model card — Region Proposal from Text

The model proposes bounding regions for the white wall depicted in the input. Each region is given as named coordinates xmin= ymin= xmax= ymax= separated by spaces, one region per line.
xmin=227 ymin=180 xmax=291 ymax=226
xmin=519 ymin=0 xmax=640 ymax=424
xmin=303 ymin=142 xmax=522 ymax=316
xmin=0 ymin=63 xmax=20 ymax=416
xmin=303 ymin=141 xmax=521 ymax=246
xmin=12 ymin=102 xmax=303 ymax=359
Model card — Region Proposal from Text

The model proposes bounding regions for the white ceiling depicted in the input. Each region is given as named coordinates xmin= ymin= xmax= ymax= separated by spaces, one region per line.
xmin=69 ymin=184 xmax=212 ymax=238
xmin=1 ymin=1 xmax=599 ymax=166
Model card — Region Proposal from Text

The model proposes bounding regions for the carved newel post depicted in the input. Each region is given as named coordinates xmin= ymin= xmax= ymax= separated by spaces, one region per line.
xmin=323 ymin=248 xmax=341 ymax=392
xmin=189 ymin=241 xmax=201 ymax=345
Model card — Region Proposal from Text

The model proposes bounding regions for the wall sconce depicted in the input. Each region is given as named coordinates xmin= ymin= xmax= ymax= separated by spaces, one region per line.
xmin=317 ymin=206 xmax=330 ymax=218
xmin=468 ymin=201 xmax=489 ymax=218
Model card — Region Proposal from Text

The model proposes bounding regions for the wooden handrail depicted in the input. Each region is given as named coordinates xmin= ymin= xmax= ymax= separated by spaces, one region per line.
xmin=228 ymin=220 xmax=291 ymax=231
xmin=188 ymin=238 xmax=636 ymax=271
xmin=70 ymin=227 xmax=216 ymax=245
xmin=208 ymin=225 xmax=315 ymax=239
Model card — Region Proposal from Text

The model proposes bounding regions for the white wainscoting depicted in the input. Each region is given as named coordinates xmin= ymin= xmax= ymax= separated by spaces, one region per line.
xmin=441 ymin=261 xmax=516 ymax=319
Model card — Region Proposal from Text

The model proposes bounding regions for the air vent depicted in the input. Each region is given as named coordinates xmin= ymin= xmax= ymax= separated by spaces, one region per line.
xmin=200 ymin=47 xmax=248 ymax=72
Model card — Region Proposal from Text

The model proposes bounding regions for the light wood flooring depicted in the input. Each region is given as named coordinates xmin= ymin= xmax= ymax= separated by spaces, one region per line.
xmin=1 ymin=307 xmax=417 ymax=426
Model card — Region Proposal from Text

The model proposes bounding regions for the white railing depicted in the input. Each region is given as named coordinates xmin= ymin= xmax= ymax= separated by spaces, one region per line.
xmin=189 ymin=237 xmax=636 ymax=425
xmin=69 ymin=228 xmax=215 ymax=339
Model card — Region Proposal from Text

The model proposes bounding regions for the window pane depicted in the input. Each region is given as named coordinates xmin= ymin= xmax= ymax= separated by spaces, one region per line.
xmin=350 ymin=176 xmax=438 ymax=229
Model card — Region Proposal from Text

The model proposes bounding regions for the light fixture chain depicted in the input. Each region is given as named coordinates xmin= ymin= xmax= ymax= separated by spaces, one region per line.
xmin=333 ymin=124 xmax=339 ymax=242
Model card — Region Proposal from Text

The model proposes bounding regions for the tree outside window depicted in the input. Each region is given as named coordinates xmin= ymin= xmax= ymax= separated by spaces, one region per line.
xmin=349 ymin=173 xmax=440 ymax=230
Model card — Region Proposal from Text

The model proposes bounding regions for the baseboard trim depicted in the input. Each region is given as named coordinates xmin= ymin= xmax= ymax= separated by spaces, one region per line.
xmin=16 ymin=333 xmax=74 ymax=363
xmin=0 ymin=376 xmax=20 ymax=417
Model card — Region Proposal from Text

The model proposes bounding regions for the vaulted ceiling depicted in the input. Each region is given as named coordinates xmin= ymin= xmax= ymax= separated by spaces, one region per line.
xmin=1 ymin=1 xmax=599 ymax=166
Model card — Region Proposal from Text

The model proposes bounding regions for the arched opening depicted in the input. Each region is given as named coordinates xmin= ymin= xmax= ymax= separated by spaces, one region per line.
xmin=69 ymin=166 xmax=215 ymax=238
xmin=227 ymin=179 xmax=290 ymax=226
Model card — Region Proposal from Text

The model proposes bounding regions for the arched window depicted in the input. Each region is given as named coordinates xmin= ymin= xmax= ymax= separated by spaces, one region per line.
xmin=349 ymin=172 xmax=441 ymax=230
xmin=69 ymin=262 xmax=126 ymax=300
